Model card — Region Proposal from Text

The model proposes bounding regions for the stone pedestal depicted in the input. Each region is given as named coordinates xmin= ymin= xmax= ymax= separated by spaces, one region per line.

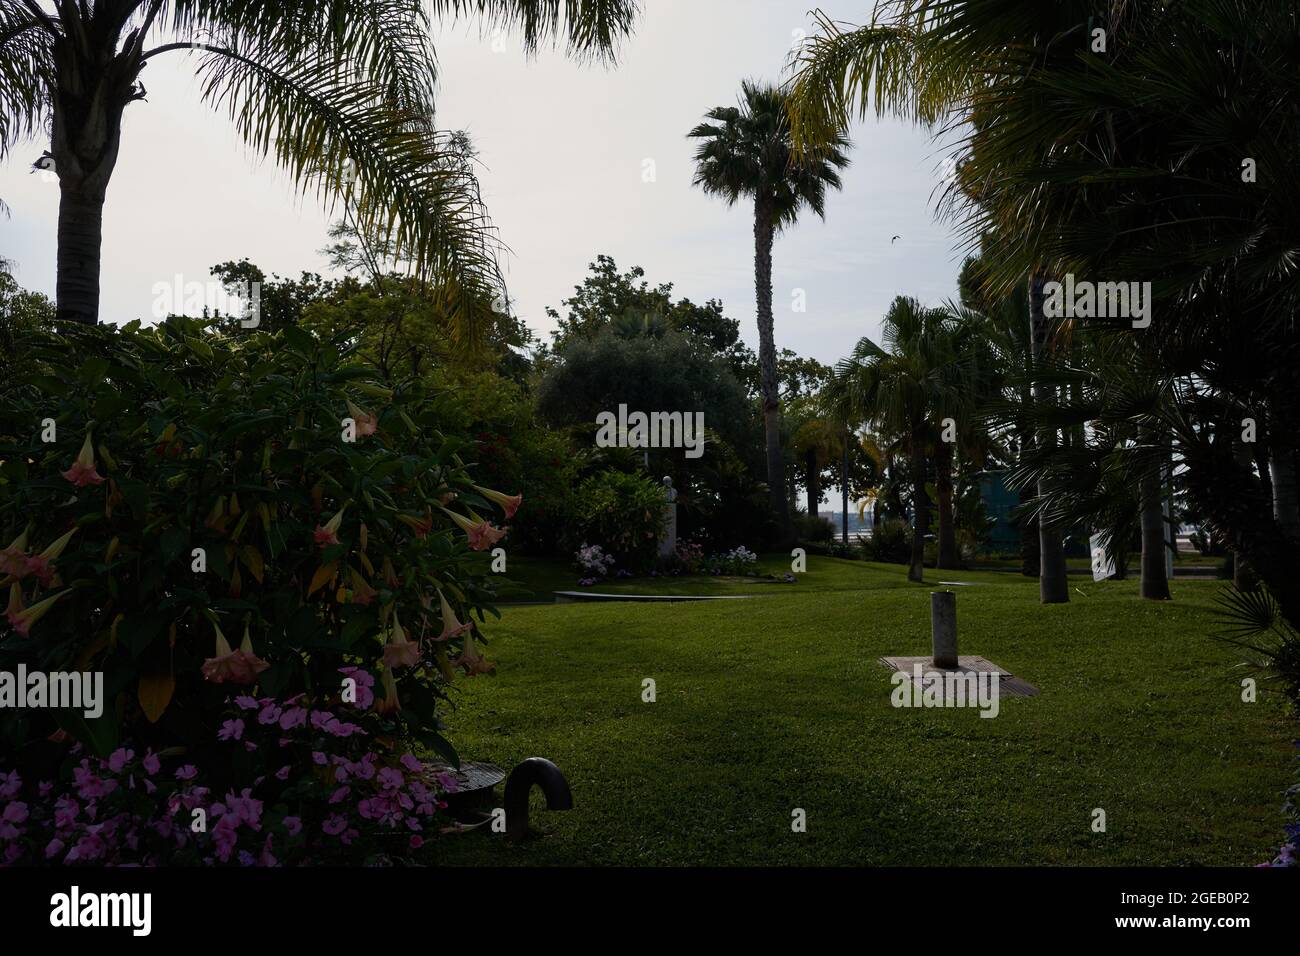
xmin=931 ymin=591 xmax=958 ymax=668
xmin=658 ymin=476 xmax=678 ymax=559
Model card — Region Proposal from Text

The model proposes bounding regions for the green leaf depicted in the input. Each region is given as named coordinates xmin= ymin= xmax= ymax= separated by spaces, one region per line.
xmin=159 ymin=525 xmax=188 ymax=566
xmin=55 ymin=705 xmax=120 ymax=758
xmin=77 ymin=357 xmax=110 ymax=385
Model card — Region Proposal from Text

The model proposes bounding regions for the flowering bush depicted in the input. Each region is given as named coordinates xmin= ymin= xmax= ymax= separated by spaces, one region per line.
xmin=670 ymin=540 xmax=706 ymax=574
xmin=705 ymin=546 xmax=759 ymax=576
xmin=1259 ymin=740 xmax=1300 ymax=868
xmin=574 ymin=469 xmax=666 ymax=571
xmin=0 ymin=670 xmax=461 ymax=866
xmin=575 ymin=543 xmax=615 ymax=584
xmin=0 ymin=318 xmax=517 ymax=776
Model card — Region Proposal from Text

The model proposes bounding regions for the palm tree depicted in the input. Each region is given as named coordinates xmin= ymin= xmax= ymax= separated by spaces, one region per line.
xmin=1027 ymin=273 xmax=1070 ymax=602
xmin=789 ymin=397 xmax=843 ymax=523
xmin=784 ymin=1 xmax=1300 ymax=614
xmin=825 ymin=296 xmax=965 ymax=582
xmin=1 ymin=1 xmax=637 ymax=327
xmin=688 ymin=80 xmax=850 ymax=542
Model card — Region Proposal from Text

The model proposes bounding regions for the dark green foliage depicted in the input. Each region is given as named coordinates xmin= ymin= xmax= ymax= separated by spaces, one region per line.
xmin=0 ymin=318 xmax=509 ymax=765
xmin=574 ymin=469 xmax=667 ymax=570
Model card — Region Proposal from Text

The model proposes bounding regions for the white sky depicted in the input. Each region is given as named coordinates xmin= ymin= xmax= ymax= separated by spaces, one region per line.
xmin=0 ymin=0 xmax=967 ymax=370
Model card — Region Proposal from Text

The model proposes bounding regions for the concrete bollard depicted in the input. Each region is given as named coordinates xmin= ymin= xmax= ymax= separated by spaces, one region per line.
xmin=931 ymin=591 xmax=957 ymax=668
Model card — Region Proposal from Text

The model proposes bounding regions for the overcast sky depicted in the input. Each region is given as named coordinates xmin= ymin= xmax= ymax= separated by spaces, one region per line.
xmin=0 ymin=0 xmax=967 ymax=369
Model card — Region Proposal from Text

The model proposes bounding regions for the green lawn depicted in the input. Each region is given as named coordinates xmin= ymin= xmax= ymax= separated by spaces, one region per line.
xmin=432 ymin=556 xmax=1293 ymax=866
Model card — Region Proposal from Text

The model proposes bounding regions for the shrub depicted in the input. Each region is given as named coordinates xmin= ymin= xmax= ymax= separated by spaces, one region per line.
xmin=793 ymin=511 xmax=835 ymax=543
xmin=666 ymin=539 xmax=706 ymax=574
xmin=574 ymin=543 xmax=615 ymax=582
xmin=574 ymin=470 xmax=666 ymax=570
xmin=0 ymin=675 xmax=459 ymax=866
xmin=704 ymin=546 xmax=758 ymax=576
xmin=0 ymin=318 xmax=516 ymax=777
xmin=859 ymin=518 xmax=911 ymax=564
xmin=1260 ymin=741 xmax=1299 ymax=868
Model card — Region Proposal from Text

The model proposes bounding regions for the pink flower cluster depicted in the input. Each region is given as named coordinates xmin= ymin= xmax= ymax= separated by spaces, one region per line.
xmin=0 ymin=680 xmax=452 ymax=866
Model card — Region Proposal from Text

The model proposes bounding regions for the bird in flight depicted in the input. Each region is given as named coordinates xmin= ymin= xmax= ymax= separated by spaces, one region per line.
xmin=891 ymin=235 xmax=901 ymax=244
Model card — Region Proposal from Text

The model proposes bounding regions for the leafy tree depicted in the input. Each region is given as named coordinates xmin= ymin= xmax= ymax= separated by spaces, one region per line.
xmin=544 ymin=255 xmax=746 ymax=367
xmin=0 ymin=270 xmax=54 ymax=363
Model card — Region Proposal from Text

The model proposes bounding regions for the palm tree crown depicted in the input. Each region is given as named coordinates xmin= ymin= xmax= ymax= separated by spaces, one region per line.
xmin=689 ymin=80 xmax=849 ymax=229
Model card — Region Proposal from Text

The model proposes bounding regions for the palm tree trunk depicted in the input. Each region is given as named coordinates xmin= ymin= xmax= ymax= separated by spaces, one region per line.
xmin=753 ymin=197 xmax=789 ymax=542
xmin=908 ymin=447 xmax=928 ymax=583
xmin=1232 ymin=430 xmax=1259 ymax=591
xmin=1184 ymin=432 xmax=1300 ymax=629
xmin=56 ymin=186 xmax=106 ymax=326
xmin=1028 ymin=272 xmax=1069 ymax=603
xmin=841 ymin=436 xmax=850 ymax=544
xmin=805 ymin=449 xmax=821 ymax=522
xmin=935 ymin=442 xmax=959 ymax=569
xmin=1139 ymin=436 xmax=1171 ymax=600
xmin=50 ymin=26 xmax=134 ymax=327
xmin=1268 ymin=404 xmax=1300 ymax=545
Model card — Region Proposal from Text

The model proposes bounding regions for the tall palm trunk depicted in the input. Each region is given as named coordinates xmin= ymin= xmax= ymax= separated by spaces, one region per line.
xmin=841 ymin=435 xmax=850 ymax=544
xmin=935 ymin=441 xmax=959 ymax=569
xmin=1017 ymin=427 xmax=1040 ymax=576
xmin=56 ymin=186 xmax=108 ymax=326
xmin=1138 ymin=430 xmax=1170 ymax=600
xmin=753 ymin=196 xmax=789 ymax=540
xmin=1028 ymin=272 xmax=1069 ymax=603
xmin=804 ymin=449 xmax=821 ymax=522
xmin=1232 ymin=428 xmax=1259 ymax=590
xmin=50 ymin=20 xmax=138 ymax=327
xmin=1268 ymin=404 xmax=1300 ymax=545
xmin=908 ymin=446 xmax=928 ymax=582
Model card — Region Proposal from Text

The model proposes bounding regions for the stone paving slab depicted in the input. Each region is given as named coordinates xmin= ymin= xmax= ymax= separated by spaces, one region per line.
xmin=554 ymin=591 xmax=755 ymax=603
xmin=880 ymin=655 xmax=1040 ymax=697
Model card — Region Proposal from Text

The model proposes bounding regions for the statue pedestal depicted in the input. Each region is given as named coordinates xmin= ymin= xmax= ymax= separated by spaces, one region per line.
xmin=658 ymin=476 xmax=678 ymax=559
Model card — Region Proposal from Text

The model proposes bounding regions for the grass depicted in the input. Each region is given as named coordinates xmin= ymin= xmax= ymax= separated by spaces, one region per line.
xmin=432 ymin=556 xmax=1294 ymax=866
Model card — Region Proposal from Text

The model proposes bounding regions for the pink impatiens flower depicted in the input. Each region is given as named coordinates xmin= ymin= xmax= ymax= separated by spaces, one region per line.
xmin=62 ymin=432 xmax=106 ymax=487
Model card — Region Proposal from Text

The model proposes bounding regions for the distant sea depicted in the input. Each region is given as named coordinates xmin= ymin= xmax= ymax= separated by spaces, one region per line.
xmin=817 ymin=511 xmax=873 ymax=538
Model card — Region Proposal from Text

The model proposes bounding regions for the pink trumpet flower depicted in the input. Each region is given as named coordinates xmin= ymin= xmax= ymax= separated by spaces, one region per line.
xmin=5 ymin=584 xmax=67 ymax=636
xmin=439 ymin=507 xmax=506 ymax=552
xmin=381 ymin=612 xmax=421 ymax=670
xmin=62 ymin=433 xmax=106 ymax=487
xmin=202 ymin=622 xmax=270 ymax=685
xmin=432 ymin=590 xmax=473 ymax=643
xmin=472 ymin=485 xmax=522 ymax=519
